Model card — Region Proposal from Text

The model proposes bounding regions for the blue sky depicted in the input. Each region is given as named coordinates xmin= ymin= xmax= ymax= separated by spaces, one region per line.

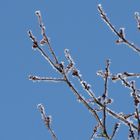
xmin=0 ymin=0 xmax=140 ymax=140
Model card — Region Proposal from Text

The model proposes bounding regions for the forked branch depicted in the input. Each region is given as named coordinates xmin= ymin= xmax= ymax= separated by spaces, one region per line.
xmin=98 ymin=4 xmax=140 ymax=54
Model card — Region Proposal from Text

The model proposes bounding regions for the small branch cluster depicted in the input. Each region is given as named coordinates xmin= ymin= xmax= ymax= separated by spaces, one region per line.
xmin=28 ymin=5 xmax=140 ymax=140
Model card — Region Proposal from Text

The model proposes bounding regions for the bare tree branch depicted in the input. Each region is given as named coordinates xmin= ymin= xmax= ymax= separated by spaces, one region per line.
xmin=37 ymin=104 xmax=58 ymax=140
xmin=98 ymin=4 xmax=140 ymax=54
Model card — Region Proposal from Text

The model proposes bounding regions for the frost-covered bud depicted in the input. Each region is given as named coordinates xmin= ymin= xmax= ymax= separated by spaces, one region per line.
xmin=32 ymin=42 xmax=38 ymax=49
xmin=135 ymin=12 xmax=140 ymax=29
xmin=45 ymin=115 xmax=52 ymax=127
xmin=111 ymin=75 xmax=118 ymax=81
xmin=97 ymin=96 xmax=102 ymax=102
xmin=29 ymin=75 xmax=38 ymax=80
xmin=81 ymin=81 xmax=90 ymax=90
xmin=64 ymin=49 xmax=70 ymax=58
xmin=96 ymin=70 xmax=104 ymax=77
xmin=119 ymin=28 xmax=125 ymax=38
xmin=37 ymin=103 xmax=45 ymax=114
xmin=105 ymin=98 xmax=113 ymax=105
xmin=35 ymin=10 xmax=41 ymax=16
xmin=72 ymin=69 xmax=79 ymax=77
xmin=98 ymin=4 xmax=102 ymax=8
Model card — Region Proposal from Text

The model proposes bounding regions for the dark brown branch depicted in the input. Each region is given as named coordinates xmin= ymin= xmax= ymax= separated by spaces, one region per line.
xmin=64 ymin=49 xmax=75 ymax=74
xmin=118 ymin=74 xmax=131 ymax=88
xmin=102 ymin=59 xmax=110 ymax=99
xmin=112 ymin=72 xmax=140 ymax=81
xmin=63 ymin=71 xmax=104 ymax=130
xmin=102 ymin=60 xmax=110 ymax=138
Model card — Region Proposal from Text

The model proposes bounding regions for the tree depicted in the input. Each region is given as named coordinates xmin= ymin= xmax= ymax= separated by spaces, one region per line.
xmin=28 ymin=4 xmax=140 ymax=140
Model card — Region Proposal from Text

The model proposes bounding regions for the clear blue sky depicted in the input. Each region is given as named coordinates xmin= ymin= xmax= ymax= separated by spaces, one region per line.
xmin=0 ymin=0 xmax=140 ymax=140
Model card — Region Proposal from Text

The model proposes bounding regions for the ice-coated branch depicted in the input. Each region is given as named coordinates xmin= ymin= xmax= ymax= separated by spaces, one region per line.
xmin=90 ymin=123 xmax=100 ymax=140
xmin=28 ymin=30 xmax=39 ymax=49
xmin=110 ymin=123 xmax=120 ymax=140
xmin=37 ymin=104 xmax=58 ymax=140
xmin=29 ymin=75 xmax=65 ymax=82
xmin=35 ymin=10 xmax=59 ymax=64
xmin=102 ymin=60 xmax=110 ymax=138
xmin=98 ymin=4 xmax=140 ymax=54
xmin=112 ymin=72 xmax=140 ymax=81
xmin=135 ymin=12 xmax=140 ymax=30
xmin=131 ymin=81 xmax=140 ymax=137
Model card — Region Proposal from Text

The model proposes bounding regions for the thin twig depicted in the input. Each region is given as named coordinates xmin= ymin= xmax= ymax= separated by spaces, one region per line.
xmin=102 ymin=60 xmax=110 ymax=138
xmin=28 ymin=30 xmax=58 ymax=71
xmin=110 ymin=123 xmax=120 ymax=140
xmin=64 ymin=49 xmax=75 ymax=74
xmin=90 ymin=123 xmax=100 ymax=140
xmin=29 ymin=75 xmax=65 ymax=82
xmin=37 ymin=104 xmax=58 ymax=140
xmin=35 ymin=11 xmax=59 ymax=64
